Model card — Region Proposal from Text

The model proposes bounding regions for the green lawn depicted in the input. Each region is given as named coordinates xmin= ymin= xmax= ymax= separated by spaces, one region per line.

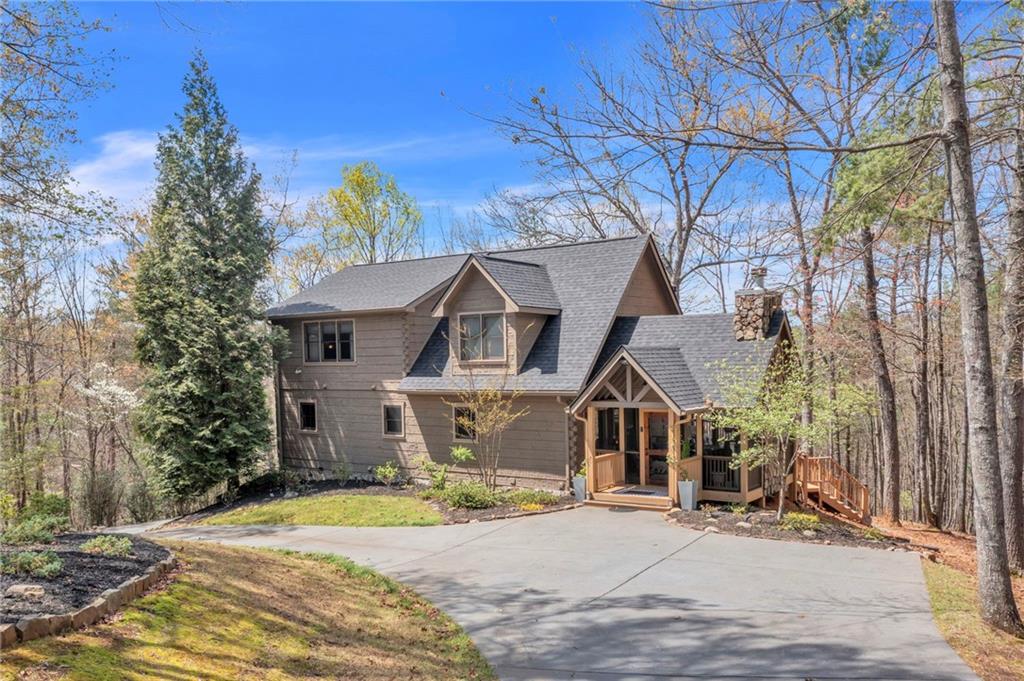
xmin=197 ymin=492 xmax=443 ymax=527
xmin=0 ymin=542 xmax=492 ymax=681
xmin=922 ymin=560 xmax=1024 ymax=680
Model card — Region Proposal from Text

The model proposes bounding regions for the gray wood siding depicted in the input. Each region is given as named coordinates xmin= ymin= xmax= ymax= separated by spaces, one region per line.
xmin=280 ymin=389 xmax=569 ymax=487
xmin=616 ymin=246 xmax=677 ymax=316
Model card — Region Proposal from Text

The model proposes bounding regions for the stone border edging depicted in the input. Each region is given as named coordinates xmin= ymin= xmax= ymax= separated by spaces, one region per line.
xmin=0 ymin=552 xmax=177 ymax=649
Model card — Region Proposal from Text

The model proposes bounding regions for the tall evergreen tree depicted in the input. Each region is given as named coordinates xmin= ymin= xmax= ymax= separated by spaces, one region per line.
xmin=134 ymin=54 xmax=272 ymax=502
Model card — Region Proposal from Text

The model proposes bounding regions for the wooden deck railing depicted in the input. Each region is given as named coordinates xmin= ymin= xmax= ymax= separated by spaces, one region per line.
xmin=593 ymin=451 xmax=625 ymax=491
xmin=702 ymin=455 xmax=741 ymax=492
xmin=795 ymin=455 xmax=870 ymax=523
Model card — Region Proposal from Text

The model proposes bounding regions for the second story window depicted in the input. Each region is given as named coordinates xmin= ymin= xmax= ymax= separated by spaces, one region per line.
xmin=459 ymin=312 xmax=504 ymax=361
xmin=304 ymin=320 xmax=355 ymax=363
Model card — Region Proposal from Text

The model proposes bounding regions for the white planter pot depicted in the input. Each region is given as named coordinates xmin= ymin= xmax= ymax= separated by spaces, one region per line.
xmin=678 ymin=480 xmax=698 ymax=511
xmin=573 ymin=475 xmax=588 ymax=501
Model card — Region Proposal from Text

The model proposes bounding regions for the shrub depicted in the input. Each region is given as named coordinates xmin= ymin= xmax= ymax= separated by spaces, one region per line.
xmin=80 ymin=535 xmax=134 ymax=558
xmin=449 ymin=445 xmax=475 ymax=465
xmin=1 ymin=514 xmax=69 ymax=545
xmin=518 ymin=502 xmax=544 ymax=512
xmin=0 ymin=492 xmax=15 ymax=530
xmin=0 ymin=550 xmax=63 ymax=578
xmin=416 ymin=457 xmax=449 ymax=491
xmin=439 ymin=481 xmax=500 ymax=509
xmin=503 ymin=489 xmax=558 ymax=507
xmin=21 ymin=492 xmax=70 ymax=522
xmin=779 ymin=512 xmax=821 ymax=532
xmin=373 ymin=461 xmax=400 ymax=487
xmin=727 ymin=503 xmax=748 ymax=516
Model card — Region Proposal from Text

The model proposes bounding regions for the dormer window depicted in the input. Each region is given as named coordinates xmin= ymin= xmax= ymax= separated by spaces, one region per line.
xmin=459 ymin=312 xmax=504 ymax=361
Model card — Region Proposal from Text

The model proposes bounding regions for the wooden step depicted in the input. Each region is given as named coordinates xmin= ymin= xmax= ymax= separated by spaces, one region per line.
xmin=589 ymin=492 xmax=673 ymax=510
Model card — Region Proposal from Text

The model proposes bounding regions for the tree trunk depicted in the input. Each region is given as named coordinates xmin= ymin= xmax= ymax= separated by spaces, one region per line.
xmin=932 ymin=0 xmax=1024 ymax=635
xmin=915 ymin=237 xmax=938 ymax=526
xmin=998 ymin=96 xmax=1024 ymax=572
xmin=860 ymin=224 xmax=902 ymax=523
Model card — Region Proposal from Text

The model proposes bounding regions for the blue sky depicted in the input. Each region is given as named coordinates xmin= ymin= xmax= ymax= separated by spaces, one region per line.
xmin=71 ymin=2 xmax=648 ymax=250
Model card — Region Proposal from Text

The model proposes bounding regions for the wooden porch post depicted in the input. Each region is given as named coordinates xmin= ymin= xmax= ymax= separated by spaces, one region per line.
xmin=695 ymin=412 xmax=704 ymax=499
xmin=668 ymin=411 xmax=680 ymax=506
xmin=585 ymin=406 xmax=597 ymax=497
xmin=740 ymin=433 xmax=749 ymax=502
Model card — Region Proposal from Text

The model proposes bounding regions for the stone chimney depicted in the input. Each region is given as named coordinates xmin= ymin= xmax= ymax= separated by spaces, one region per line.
xmin=733 ymin=266 xmax=783 ymax=341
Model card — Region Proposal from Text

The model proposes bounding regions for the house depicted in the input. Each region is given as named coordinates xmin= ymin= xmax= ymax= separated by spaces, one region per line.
xmin=267 ymin=234 xmax=869 ymax=516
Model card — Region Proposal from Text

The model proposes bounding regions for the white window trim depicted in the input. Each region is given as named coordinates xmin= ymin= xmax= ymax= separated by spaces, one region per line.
xmin=381 ymin=402 xmax=405 ymax=439
xmin=298 ymin=399 xmax=318 ymax=433
xmin=456 ymin=311 xmax=506 ymax=363
xmin=302 ymin=318 xmax=357 ymax=365
xmin=451 ymin=403 xmax=478 ymax=443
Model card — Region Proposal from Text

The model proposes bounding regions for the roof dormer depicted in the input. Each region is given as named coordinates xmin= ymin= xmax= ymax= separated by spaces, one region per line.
xmin=432 ymin=255 xmax=560 ymax=318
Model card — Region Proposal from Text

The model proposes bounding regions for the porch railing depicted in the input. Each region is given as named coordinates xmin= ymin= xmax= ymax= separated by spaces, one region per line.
xmin=593 ymin=451 xmax=625 ymax=491
xmin=702 ymin=455 xmax=740 ymax=492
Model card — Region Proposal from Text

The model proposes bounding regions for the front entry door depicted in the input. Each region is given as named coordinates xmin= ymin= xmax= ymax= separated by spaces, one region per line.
xmin=640 ymin=410 xmax=670 ymax=486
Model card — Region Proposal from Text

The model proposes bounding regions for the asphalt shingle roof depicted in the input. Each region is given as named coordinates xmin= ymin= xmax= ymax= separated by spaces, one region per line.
xmin=400 ymin=236 xmax=652 ymax=394
xmin=473 ymin=255 xmax=560 ymax=311
xmin=266 ymin=254 xmax=468 ymax=318
xmin=592 ymin=311 xmax=787 ymax=409
xmin=621 ymin=346 xmax=703 ymax=411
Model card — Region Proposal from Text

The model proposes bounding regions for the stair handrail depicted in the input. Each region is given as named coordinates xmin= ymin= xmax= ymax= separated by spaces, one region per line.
xmin=794 ymin=454 xmax=870 ymax=521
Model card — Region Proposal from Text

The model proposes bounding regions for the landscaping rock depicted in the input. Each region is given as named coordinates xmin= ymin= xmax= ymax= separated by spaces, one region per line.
xmin=703 ymin=526 xmax=720 ymax=533
xmin=101 ymin=588 xmax=123 ymax=611
xmin=71 ymin=603 xmax=100 ymax=629
xmin=0 ymin=623 xmax=16 ymax=648
xmin=46 ymin=614 xmax=71 ymax=636
xmin=802 ymin=530 xmax=816 ymax=538
xmin=4 ymin=584 xmax=44 ymax=600
xmin=16 ymin=617 xmax=50 ymax=642
xmin=89 ymin=597 xmax=108 ymax=619
xmin=736 ymin=521 xmax=753 ymax=529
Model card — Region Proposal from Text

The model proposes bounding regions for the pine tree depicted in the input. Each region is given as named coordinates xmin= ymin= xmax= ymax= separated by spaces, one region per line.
xmin=134 ymin=54 xmax=272 ymax=502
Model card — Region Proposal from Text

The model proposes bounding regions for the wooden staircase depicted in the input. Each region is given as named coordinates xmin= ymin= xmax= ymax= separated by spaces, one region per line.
xmin=794 ymin=455 xmax=871 ymax=525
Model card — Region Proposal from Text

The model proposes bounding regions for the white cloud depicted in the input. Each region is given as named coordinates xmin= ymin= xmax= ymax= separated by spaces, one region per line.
xmin=70 ymin=130 xmax=159 ymax=207
xmin=70 ymin=127 xmax=510 ymax=209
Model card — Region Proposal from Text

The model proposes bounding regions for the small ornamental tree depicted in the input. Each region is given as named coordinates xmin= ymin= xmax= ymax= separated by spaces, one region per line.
xmin=134 ymin=54 xmax=273 ymax=502
xmin=443 ymin=368 xmax=530 ymax=491
xmin=709 ymin=344 xmax=869 ymax=519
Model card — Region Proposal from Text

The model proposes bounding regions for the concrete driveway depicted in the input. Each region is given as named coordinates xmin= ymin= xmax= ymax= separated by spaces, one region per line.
xmin=153 ymin=506 xmax=975 ymax=681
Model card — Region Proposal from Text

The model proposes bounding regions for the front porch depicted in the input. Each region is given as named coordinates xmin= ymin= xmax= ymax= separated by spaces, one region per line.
xmin=572 ymin=350 xmax=764 ymax=511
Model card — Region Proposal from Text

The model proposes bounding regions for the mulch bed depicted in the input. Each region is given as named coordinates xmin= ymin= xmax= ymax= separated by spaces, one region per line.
xmin=1 ymin=533 xmax=170 ymax=624
xmin=170 ymin=479 xmax=579 ymax=527
xmin=664 ymin=504 xmax=913 ymax=551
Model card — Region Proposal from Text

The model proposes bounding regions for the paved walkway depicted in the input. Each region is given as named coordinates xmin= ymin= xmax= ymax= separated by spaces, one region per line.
xmin=153 ymin=506 xmax=976 ymax=681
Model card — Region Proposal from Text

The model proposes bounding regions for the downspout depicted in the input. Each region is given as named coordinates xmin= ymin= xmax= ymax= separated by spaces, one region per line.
xmin=274 ymin=359 xmax=286 ymax=471
xmin=570 ymin=404 xmax=589 ymax=487
xmin=558 ymin=396 xmax=573 ymax=490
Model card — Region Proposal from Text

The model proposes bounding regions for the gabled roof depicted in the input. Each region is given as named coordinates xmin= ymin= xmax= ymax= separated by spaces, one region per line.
xmin=582 ymin=310 xmax=788 ymax=410
xmin=400 ymin=235 xmax=656 ymax=394
xmin=622 ymin=346 xmax=703 ymax=410
xmin=266 ymin=254 xmax=467 ymax=318
xmin=431 ymin=254 xmax=561 ymax=316
xmin=474 ymin=256 xmax=560 ymax=311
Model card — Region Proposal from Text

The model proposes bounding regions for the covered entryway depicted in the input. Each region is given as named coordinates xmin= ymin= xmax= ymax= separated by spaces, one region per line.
xmin=570 ymin=345 xmax=765 ymax=510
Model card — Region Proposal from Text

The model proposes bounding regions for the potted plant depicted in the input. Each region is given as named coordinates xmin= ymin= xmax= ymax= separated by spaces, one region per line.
xmin=674 ymin=440 xmax=698 ymax=510
xmin=678 ymin=468 xmax=698 ymax=511
xmin=573 ymin=463 xmax=588 ymax=501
